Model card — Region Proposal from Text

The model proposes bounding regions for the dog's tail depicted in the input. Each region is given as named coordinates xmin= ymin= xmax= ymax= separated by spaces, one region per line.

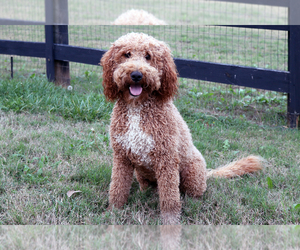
xmin=207 ymin=155 xmax=264 ymax=178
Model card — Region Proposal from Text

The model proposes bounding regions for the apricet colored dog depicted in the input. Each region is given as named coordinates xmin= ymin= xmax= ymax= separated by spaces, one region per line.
xmin=100 ymin=33 xmax=263 ymax=224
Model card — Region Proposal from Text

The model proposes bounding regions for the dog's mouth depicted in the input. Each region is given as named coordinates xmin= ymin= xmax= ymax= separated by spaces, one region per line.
xmin=129 ymin=84 xmax=143 ymax=97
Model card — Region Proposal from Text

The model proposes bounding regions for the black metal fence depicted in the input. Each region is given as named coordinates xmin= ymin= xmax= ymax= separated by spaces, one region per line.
xmin=0 ymin=0 xmax=299 ymax=128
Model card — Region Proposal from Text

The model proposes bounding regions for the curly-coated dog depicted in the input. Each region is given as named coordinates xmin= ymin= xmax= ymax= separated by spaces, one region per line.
xmin=112 ymin=9 xmax=167 ymax=25
xmin=100 ymin=33 xmax=263 ymax=224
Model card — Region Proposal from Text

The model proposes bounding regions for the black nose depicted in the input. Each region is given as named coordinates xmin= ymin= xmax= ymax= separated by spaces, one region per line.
xmin=130 ymin=71 xmax=143 ymax=82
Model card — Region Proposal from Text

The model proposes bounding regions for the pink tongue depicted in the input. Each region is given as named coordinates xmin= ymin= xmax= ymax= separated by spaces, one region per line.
xmin=129 ymin=85 xmax=143 ymax=96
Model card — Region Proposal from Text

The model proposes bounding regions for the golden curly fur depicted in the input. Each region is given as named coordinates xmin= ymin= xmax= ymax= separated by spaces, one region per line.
xmin=112 ymin=9 xmax=167 ymax=25
xmin=100 ymin=33 xmax=263 ymax=224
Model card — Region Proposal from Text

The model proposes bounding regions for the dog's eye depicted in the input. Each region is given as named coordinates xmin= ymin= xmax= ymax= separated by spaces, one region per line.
xmin=124 ymin=52 xmax=131 ymax=58
xmin=145 ymin=54 xmax=151 ymax=60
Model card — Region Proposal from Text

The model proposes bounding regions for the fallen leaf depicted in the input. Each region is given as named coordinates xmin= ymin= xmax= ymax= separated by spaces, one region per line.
xmin=67 ymin=190 xmax=82 ymax=197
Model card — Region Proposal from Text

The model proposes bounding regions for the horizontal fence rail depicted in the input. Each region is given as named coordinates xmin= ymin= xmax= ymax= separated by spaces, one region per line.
xmin=0 ymin=40 xmax=46 ymax=58
xmin=0 ymin=19 xmax=46 ymax=25
xmin=175 ymin=59 xmax=290 ymax=93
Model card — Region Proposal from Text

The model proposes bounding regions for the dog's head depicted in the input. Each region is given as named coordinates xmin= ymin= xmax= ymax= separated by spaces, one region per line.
xmin=100 ymin=33 xmax=178 ymax=104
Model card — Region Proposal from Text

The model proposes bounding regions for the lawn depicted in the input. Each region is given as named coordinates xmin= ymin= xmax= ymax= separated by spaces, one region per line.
xmin=0 ymin=75 xmax=299 ymax=227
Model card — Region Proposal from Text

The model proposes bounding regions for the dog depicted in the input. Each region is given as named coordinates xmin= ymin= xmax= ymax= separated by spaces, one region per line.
xmin=112 ymin=9 xmax=167 ymax=25
xmin=100 ymin=32 xmax=263 ymax=224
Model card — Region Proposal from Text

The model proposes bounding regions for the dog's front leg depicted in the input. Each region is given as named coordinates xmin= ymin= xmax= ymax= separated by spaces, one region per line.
xmin=156 ymin=166 xmax=181 ymax=225
xmin=108 ymin=155 xmax=134 ymax=209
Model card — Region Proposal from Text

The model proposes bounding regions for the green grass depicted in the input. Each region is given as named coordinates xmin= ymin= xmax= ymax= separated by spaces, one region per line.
xmin=177 ymin=78 xmax=287 ymax=126
xmin=0 ymin=75 xmax=299 ymax=228
xmin=0 ymin=76 xmax=112 ymax=122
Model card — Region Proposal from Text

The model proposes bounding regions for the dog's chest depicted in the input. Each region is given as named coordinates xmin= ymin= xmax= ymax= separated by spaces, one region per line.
xmin=114 ymin=106 xmax=154 ymax=165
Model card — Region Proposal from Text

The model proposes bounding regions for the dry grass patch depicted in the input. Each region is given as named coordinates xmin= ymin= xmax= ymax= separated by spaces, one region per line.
xmin=1 ymin=106 xmax=300 ymax=225
xmin=0 ymin=111 xmax=112 ymax=225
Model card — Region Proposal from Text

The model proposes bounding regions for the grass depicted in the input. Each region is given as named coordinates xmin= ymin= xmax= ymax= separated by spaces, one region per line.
xmin=0 ymin=75 xmax=299 ymax=228
xmin=1 ymin=225 xmax=300 ymax=249
xmin=177 ymin=77 xmax=287 ymax=126
xmin=0 ymin=75 xmax=112 ymax=122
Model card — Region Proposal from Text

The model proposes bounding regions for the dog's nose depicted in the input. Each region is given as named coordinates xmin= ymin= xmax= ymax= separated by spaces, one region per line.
xmin=130 ymin=71 xmax=143 ymax=82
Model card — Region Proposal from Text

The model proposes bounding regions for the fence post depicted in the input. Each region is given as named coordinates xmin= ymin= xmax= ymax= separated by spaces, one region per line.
xmin=288 ymin=0 xmax=300 ymax=128
xmin=45 ymin=0 xmax=70 ymax=87
xmin=45 ymin=25 xmax=55 ymax=82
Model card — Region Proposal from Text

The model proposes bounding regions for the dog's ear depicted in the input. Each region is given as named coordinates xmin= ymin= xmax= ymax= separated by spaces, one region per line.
xmin=100 ymin=46 xmax=119 ymax=102
xmin=158 ymin=45 xmax=179 ymax=102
